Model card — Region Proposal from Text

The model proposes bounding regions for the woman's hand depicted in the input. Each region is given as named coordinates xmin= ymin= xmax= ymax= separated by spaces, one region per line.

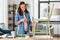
xmin=31 ymin=21 xmax=36 ymax=27
xmin=20 ymin=18 xmax=25 ymax=22
xmin=24 ymin=17 xmax=28 ymax=22
xmin=15 ymin=19 xmax=24 ymax=26
xmin=20 ymin=18 xmax=28 ymax=22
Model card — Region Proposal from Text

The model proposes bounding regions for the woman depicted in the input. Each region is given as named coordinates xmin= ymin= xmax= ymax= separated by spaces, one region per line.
xmin=15 ymin=2 xmax=32 ymax=34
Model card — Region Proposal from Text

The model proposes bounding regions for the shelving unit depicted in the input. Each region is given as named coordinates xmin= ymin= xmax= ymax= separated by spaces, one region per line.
xmin=8 ymin=4 xmax=17 ymax=30
xmin=31 ymin=4 xmax=54 ymax=37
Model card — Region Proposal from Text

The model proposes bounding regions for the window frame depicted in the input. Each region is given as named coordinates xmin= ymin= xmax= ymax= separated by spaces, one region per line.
xmin=38 ymin=0 xmax=60 ymax=22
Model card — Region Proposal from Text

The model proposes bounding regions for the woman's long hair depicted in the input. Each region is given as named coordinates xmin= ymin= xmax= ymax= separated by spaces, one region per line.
xmin=17 ymin=2 xmax=29 ymax=15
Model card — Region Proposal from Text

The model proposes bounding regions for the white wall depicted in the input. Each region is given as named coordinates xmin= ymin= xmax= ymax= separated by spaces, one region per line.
xmin=0 ymin=0 xmax=8 ymax=29
xmin=0 ymin=0 xmax=4 ymax=23
xmin=4 ymin=0 xmax=8 ymax=29
xmin=34 ymin=0 xmax=38 ymax=19
xmin=52 ymin=24 xmax=60 ymax=35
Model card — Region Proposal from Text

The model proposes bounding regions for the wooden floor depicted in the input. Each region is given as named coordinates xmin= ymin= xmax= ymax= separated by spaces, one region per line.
xmin=0 ymin=37 xmax=60 ymax=40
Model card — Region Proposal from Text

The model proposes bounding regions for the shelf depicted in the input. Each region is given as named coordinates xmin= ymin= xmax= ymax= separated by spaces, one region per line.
xmin=8 ymin=4 xmax=17 ymax=30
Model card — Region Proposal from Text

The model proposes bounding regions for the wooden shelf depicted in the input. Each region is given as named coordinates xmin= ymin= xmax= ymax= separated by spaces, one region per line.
xmin=8 ymin=4 xmax=17 ymax=30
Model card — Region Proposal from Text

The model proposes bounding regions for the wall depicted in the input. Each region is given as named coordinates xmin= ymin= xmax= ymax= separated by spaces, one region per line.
xmin=4 ymin=0 xmax=8 ymax=29
xmin=34 ymin=0 xmax=38 ymax=19
xmin=0 ymin=0 xmax=8 ymax=29
xmin=51 ymin=24 xmax=60 ymax=35
xmin=0 ymin=0 xmax=4 ymax=23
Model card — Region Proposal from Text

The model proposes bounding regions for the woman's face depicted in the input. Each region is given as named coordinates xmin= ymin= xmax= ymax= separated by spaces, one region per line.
xmin=20 ymin=4 xmax=26 ymax=12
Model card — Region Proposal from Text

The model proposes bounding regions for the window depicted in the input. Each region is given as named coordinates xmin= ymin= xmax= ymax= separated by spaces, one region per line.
xmin=40 ymin=3 xmax=48 ymax=19
xmin=50 ymin=2 xmax=60 ymax=15
xmin=39 ymin=0 xmax=60 ymax=21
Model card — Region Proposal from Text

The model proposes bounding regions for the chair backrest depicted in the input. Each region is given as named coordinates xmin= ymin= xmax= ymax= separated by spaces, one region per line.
xmin=48 ymin=4 xmax=54 ymax=20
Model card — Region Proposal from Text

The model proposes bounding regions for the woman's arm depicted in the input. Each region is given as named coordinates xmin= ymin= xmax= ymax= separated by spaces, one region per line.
xmin=15 ymin=19 xmax=24 ymax=26
xmin=31 ymin=21 xmax=36 ymax=27
xmin=27 ymin=13 xmax=31 ymax=23
xmin=15 ymin=13 xmax=24 ymax=26
xmin=27 ymin=13 xmax=36 ymax=27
